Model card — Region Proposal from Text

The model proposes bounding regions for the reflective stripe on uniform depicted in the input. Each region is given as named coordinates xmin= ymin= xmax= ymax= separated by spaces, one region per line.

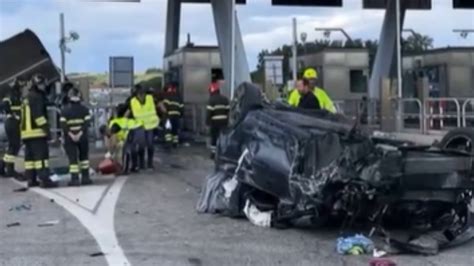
xmin=35 ymin=116 xmax=47 ymax=126
xmin=85 ymin=115 xmax=91 ymax=121
xmin=10 ymin=105 xmax=21 ymax=111
xmin=43 ymin=160 xmax=49 ymax=168
xmin=211 ymin=115 xmax=228 ymax=120
xmin=163 ymin=99 xmax=183 ymax=107
xmin=69 ymin=164 xmax=79 ymax=173
xmin=3 ymin=154 xmax=14 ymax=163
xmin=168 ymin=111 xmax=181 ymax=116
xmin=3 ymin=98 xmax=11 ymax=103
xmin=66 ymin=119 xmax=84 ymax=125
xmin=24 ymin=161 xmax=34 ymax=170
xmin=34 ymin=160 xmax=43 ymax=170
xmin=21 ymin=129 xmax=46 ymax=139
xmin=21 ymin=100 xmax=46 ymax=140
xmin=80 ymin=160 xmax=89 ymax=169
xmin=70 ymin=126 xmax=82 ymax=131
xmin=165 ymin=134 xmax=173 ymax=142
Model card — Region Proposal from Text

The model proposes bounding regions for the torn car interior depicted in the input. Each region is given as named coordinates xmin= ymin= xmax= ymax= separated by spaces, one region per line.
xmin=197 ymin=82 xmax=474 ymax=255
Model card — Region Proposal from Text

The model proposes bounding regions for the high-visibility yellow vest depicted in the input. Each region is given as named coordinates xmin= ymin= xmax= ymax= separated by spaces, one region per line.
xmin=288 ymin=89 xmax=300 ymax=107
xmin=130 ymin=95 xmax=159 ymax=130
xmin=109 ymin=117 xmax=141 ymax=142
xmin=287 ymin=87 xmax=336 ymax=113
xmin=314 ymin=87 xmax=336 ymax=113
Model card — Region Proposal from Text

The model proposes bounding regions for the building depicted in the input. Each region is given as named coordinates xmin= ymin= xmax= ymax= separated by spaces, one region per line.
xmin=163 ymin=45 xmax=224 ymax=134
xmin=295 ymin=48 xmax=370 ymax=100
xmin=403 ymin=47 xmax=474 ymax=98
xmin=163 ymin=45 xmax=223 ymax=104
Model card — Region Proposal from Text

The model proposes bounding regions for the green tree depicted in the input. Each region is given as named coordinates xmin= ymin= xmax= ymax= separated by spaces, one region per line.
xmin=403 ymin=33 xmax=433 ymax=53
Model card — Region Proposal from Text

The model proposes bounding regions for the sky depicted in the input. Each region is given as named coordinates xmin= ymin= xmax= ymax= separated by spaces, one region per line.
xmin=0 ymin=0 xmax=473 ymax=73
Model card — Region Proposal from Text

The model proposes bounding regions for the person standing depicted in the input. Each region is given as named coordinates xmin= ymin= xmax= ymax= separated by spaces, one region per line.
xmin=297 ymin=79 xmax=320 ymax=110
xmin=1 ymin=78 xmax=24 ymax=179
xmin=162 ymin=83 xmax=184 ymax=148
xmin=302 ymin=68 xmax=336 ymax=113
xmin=206 ymin=82 xmax=230 ymax=157
xmin=60 ymin=87 xmax=92 ymax=186
xmin=129 ymin=85 xmax=159 ymax=169
xmin=21 ymin=74 xmax=55 ymax=188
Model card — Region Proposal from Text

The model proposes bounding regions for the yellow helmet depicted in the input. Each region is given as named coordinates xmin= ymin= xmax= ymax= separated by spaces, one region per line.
xmin=303 ymin=68 xmax=318 ymax=79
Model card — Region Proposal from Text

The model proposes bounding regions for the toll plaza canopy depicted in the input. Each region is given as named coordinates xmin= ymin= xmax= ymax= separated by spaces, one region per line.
xmin=0 ymin=29 xmax=59 ymax=95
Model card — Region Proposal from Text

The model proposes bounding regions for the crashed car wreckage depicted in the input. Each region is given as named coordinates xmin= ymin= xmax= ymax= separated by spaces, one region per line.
xmin=197 ymin=82 xmax=474 ymax=255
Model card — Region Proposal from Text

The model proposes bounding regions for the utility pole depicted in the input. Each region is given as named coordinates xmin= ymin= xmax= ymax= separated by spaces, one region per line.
xmin=60 ymin=13 xmax=66 ymax=83
xmin=292 ymin=18 xmax=297 ymax=86
xmin=230 ymin=0 xmax=236 ymax=100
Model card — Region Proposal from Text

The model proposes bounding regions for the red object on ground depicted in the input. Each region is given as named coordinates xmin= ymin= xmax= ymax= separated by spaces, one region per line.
xmin=98 ymin=159 xmax=120 ymax=175
xmin=369 ymin=259 xmax=396 ymax=266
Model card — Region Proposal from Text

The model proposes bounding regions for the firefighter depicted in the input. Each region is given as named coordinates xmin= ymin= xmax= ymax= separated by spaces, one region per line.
xmin=162 ymin=83 xmax=183 ymax=148
xmin=206 ymin=82 xmax=230 ymax=157
xmin=129 ymin=85 xmax=159 ymax=169
xmin=60 ymin=87 xmax=92 ymax=186
xmin=21 ymin=74 xmax=55 ymax=188
xmin=1 ymin=78 xmax=24 ymax=179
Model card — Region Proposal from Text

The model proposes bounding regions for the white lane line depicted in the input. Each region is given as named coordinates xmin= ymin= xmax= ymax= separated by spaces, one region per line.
xmin=12 ymin=177 xmax=130 ymax=266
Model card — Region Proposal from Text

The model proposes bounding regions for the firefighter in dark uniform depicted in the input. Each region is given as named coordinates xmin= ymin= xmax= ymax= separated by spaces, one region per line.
xmin=206 ymin=82 xmax=230 ymax=157
xmin=21 ymin=74 xmax=55 ymax=188
xmin=60 ymin=87 xmax=92 ymax=186
xmin=1 ymin=78 xmax=24 ymax=178
xmin=162 ymin=84 xmax=183 ymax=148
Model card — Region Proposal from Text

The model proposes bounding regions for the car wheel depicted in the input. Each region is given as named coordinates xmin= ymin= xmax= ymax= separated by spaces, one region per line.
xmin=439 ymin=128 xmax=474 ymax=155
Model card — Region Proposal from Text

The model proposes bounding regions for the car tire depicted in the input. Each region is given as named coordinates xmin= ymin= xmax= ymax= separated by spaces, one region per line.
xmin=439 ymin=128 xmax=474 ymax=155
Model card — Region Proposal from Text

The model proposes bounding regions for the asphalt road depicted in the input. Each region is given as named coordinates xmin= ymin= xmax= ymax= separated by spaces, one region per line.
xmin=1 ymin=145 xmax=474 ymax=266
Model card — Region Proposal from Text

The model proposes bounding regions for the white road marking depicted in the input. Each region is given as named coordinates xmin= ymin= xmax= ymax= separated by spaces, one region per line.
xmin=12 ymin=176 xmax=130 ymax=266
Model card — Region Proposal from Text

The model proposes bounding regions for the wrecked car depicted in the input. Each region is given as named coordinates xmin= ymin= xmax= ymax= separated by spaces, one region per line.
xmin=197 ymin=82 xmax=474 ymax=255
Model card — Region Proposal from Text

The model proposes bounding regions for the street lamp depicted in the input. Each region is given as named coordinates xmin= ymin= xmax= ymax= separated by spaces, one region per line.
xmin=402 ymin=28 xmax=417 ymax=37
xmin=453 ymin=29 xmax=474 ymax=39
xmin=300 ymin=32 xmax=308 ymax=55
xmin=59 ymin=13 xmax=80 ymax=83
xmin=315 ymin=27 xmax=352 ymax=42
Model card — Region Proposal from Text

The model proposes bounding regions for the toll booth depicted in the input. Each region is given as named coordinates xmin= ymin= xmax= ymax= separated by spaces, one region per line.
xmin=403 ymin=47 xmax=474 ymax=131
xmin=294 ymin=48 xmax=370 ymax=100
xmin=163 ymin=46 xmax=223 ymax=134
xmin=403 ymin=47 xmax=474 ymax=98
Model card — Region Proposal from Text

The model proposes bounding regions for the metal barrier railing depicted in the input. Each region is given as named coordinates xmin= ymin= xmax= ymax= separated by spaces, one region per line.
xmin=393 ymin=98 xmax=423 ymax=132
xmin=462 ymin=98 xmax=474 ymax=128
xmin=424 ymin=98 xmax=461 ymax=132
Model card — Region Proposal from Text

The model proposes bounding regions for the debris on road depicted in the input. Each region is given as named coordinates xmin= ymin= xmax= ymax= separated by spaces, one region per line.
xmin=369 ymin=258 xmax=396 ymax=266
xmin=89 ymin=252 xmax=105 ymax=257
xmin=336 ymin=234 xmax=374 ymax=255
xmin=9 ymin=203 xmax=32 ymax=212
xmin=6 ymin=222 xmax=21 ymax=228
xmin=197 ymin=82 xmax=474 ymax=255
xmin=37 ymin=220 xmax=60 ymax=227
xmin=12 ymin=187 xmax=28 ymax=192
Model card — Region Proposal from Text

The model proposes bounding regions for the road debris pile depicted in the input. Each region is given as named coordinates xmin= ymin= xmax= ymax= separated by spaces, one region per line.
xmin=197 ymin=82 xmax=474 ymax=255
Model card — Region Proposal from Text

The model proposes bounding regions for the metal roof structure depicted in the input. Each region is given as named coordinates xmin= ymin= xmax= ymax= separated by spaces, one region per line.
xmin=0 ymin=29 xmax=60 ymax=92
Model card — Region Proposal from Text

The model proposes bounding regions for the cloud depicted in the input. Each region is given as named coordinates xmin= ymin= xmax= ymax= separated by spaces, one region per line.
xmin=0 ymin=0 xmax=472 ymax=73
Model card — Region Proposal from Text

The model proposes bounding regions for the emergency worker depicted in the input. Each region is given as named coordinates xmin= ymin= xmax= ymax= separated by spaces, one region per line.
xmin=1 ymin=78 xmax=24 ymax=178
xmin=60 ymin=87 xmax=92 ymax=186
xmin=162 ymin=83 xmax=183 ymax=148
xmin=206 ymin=82 xmax=230 ymax=157
xmin=108 ymin=103 xmax=141 ymax=174
xmin=287 ymin=68 xmax=336 ymax=113
xmin=129 ymin=85 xmax=159 ymax=169
xmin=303 ymin=68 xmax=336 ymax=113
xmin=21 ymin=74 xmax=55 ymax=188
